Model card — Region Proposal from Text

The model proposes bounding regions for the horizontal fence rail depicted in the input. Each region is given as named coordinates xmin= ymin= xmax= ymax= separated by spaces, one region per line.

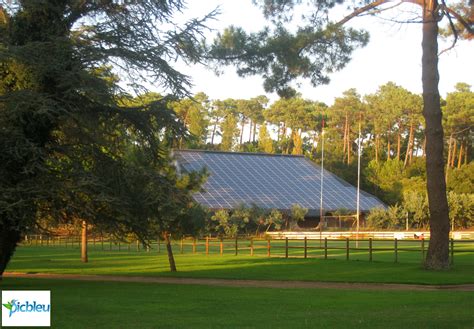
xmin=21 ymin=234 xmax=474 ymax=265
xmin=266 ymin=231 xmax=474 ymax=240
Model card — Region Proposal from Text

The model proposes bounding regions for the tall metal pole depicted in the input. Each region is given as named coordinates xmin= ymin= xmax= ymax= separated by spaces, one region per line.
xmin=319 ymin=116 xmax=325 ymax=246
xmin=356 ymin=113 xmax=361 ymax=248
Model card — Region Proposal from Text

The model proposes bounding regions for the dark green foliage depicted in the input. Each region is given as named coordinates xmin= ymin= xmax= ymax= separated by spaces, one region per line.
xmin=365 ymin=160 xmax=405 ymax=204
xmin=447 ymin=162 xmax=474 ymax=194
xmin=208 ymin=2 xmax=369 ymax=97
xmin=0 ymin=1 xmax=215 ymax=275
xmin=170 ymin=92 xmax=211 ymax=148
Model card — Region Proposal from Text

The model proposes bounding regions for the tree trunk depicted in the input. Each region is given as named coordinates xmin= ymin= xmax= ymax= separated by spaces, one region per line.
xmin=375 ymin=133 xmax=379 ymax=163
xmin=253 ymin=122 xmax=257 ymax=142
xmin=397 ymin=132 xmax=401 ymax=161
xmin=446 ymin=135 xmax=452 ymax=170
xmin=421 ymin=1 xmax=450 ymax=270
xmin=81 ymin=220 xmax=88 ymax=263
xmin=211 ymin=121 xmax=218 ymax=145
xmin=387 ymin=139 xmax=391 ymax=160
xmin=404 ymin=123 xmax=414 ymax=167
xmin=248 ymin=119 xmax=253 ymax=142
xmin=164 ymin=233 xmax=177 ymax=272
xmin=0 ymin=223 xmax=22 ymax=279
xmin=347 ymin=130 xmax=351 ymax=164
xmin=445 ymin=136 xmax=451 ymax=182
xmin=343 ymin=115 xmax=348 ymax=161
xmin=239 ymin=118 xmax=245 ymax=145
xmin=345 ymin=115 xmax=351 ymax=164
xmin=457 ymin=141 xmax=463 ymax=169
xmin=450 ymin=139 xmax=457 ymax=167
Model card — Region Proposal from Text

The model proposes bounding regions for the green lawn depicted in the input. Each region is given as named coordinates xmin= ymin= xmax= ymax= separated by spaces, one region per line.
xmin=6 ymin=244 xmax=474 ymax=285
xmin=1 ymin=277 xmax=473 ymax=329
xmin=4 ymin=244 xmax=474 ymax=328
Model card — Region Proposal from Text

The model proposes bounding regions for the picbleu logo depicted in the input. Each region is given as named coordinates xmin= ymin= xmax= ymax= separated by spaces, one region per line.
xmin=3 ymin=299 xmax=51 ymax=317
xmin=2 ymin=291 xmax=51 ymax=327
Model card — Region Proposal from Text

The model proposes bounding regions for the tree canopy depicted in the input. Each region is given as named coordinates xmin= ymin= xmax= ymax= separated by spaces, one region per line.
xmin=0 ymin=0 xmax=216 ymax=275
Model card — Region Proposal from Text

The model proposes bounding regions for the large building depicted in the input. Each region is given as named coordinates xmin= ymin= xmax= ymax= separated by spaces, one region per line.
xmin=175 ymin=150 xmax=385 ymax=227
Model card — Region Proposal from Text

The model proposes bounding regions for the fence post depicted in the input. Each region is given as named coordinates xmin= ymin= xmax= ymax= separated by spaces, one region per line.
xmin=220 ymin=238 xmax=223 ymax=256
xmin=206 ymin=237 xmax=209 ymax=255
xmin=109 ymin=240 xmax=112 ymax=251
xmin=118 ymin=242 xmax=121 ymax=252
xmin=450 ymin=238 xmax=454 ymax=266
xmin=346 ymin=238 xmax=349 ymax=260
xmin=285 ymin=237 xmax=289 ymax=258
xmin=250 ymin=238 xmax=254 ymax=256
xmin=157 ymin=237 xmax=160 ymax=253
xmin=394 ymin=238 xmax=398 ymax=263
xmin=136 ymin=240 xmax=139 ymax=252
xmin=193 ymin=238 xmax=197 ymax=254
xmin=235 ymin=236 xmax=238 ymax=256
xmin=101 ymin=235 xmax=104 ymax=250
xmin=324 ymin=238 xmax=328 ymax=260
xmin=267 ymin=238 xmax=271 ymax=257
xmin=421 ymin=238 xmax=425 ymax=264
xmin=180 ymin=238 xmax=184 ymax=254
xmin=304 ymin=237 xmax=307 ymax=259
xmin=128 ymin=241 xmax=131 ymax=252
xmin=369 ymin=238 xmax=373 ymax=262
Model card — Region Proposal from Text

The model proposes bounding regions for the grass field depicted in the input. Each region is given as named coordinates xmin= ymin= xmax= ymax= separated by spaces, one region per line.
xmin=2 ymin=277 xmax=473 ymax=329
xmin=6 ymin=243 xmax=474 ymax=284
xmin=3 ymin=244 xmax=474 ymax=328
xmin=22 ymin=236 xmax=474 ymax=265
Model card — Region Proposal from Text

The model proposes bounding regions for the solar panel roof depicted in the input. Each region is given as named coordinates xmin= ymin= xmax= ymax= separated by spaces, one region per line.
xmin=174 ymin=150 xmax=386 ymax=216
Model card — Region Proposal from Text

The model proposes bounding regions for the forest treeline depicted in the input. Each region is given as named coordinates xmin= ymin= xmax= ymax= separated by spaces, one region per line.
xmin=166 ymin=82 xmax=473 ymax=229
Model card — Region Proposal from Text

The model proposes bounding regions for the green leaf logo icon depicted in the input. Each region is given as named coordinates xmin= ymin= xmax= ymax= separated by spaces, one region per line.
xmin=2 ymin=300 xmax=13 ymax=310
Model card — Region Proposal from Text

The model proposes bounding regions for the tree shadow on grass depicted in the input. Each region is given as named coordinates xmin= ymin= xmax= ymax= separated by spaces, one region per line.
xmin=7 ymin=246 xmax=474 ymax=285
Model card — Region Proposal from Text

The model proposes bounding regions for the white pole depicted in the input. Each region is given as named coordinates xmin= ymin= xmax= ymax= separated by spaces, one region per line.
xmin=319 ymin=116 xmax=325 ymax=245
xmin=356 ymin=113 xmax=361 ymax=248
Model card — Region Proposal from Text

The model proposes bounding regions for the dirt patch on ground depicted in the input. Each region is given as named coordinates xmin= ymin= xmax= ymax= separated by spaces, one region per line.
xmin=4 ymin=272 xmax=474 ymax=291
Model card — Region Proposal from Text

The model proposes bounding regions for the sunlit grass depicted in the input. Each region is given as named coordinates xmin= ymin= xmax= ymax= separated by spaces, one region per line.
xmin=1 ymin=277 xmax=473 ymax=329
xmin=7 ymin=241 xmax=474 ymax=285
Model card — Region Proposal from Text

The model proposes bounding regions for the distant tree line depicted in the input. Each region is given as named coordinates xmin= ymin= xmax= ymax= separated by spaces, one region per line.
xmin=166 ymin=82 xmax=473 ymax=229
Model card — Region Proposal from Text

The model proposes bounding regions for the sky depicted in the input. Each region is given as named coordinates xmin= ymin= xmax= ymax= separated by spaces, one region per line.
xmin=169 ymin=0 xmax=473 ymax=106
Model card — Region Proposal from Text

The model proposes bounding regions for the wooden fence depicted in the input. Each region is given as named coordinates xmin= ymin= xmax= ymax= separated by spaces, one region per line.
xmin=21 ymin=234 xmax=474 ymax=265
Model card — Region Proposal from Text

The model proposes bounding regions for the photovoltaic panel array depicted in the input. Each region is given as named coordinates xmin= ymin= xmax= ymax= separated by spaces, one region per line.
xmin=175 ymin=150 xmax=386 ymax=215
